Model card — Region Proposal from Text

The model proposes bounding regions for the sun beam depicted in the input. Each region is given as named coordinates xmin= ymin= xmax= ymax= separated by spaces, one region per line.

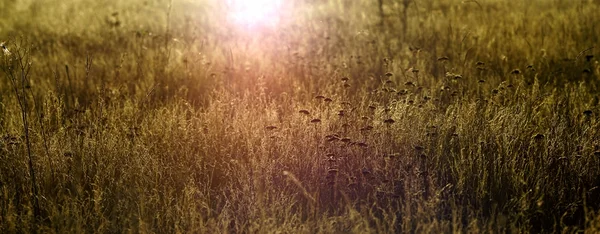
xmin=227 ymin=0 xmax=283 ymax=29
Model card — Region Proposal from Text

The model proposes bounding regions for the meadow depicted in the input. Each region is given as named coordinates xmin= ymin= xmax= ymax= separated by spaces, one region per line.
xmin=1 ymin=0 xmax=600 ymax=233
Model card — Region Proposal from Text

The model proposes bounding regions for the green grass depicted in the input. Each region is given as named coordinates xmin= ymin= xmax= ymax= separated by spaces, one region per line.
xmin=1 ymin=0 xmax=600 ymax=233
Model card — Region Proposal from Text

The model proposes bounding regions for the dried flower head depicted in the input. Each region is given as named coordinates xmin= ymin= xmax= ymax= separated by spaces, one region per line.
xmin=586 ymin=55 xmax=594 ymax=62
xmin=360 ymin=125 xmax=374 ymax=131
xmin=533 ymin=133 xmax=545 ymax=140
xmin=1 ymin=41 xmax=10 ymax=56
xmin=265 ymin=125 xmax=277 ymax=130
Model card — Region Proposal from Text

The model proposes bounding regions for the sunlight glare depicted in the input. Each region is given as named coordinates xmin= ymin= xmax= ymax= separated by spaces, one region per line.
xmin=227 ymin=0 xmax=283 ymax=28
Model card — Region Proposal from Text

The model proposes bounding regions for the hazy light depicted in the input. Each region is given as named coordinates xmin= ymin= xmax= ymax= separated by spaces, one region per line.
xmin=227 ymin=0 xmax=283 ymax=29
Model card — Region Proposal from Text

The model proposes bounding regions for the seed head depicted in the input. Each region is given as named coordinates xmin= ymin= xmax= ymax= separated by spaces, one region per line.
xmin=437 ymin=56 xmax=449 ymax=62
xmin=586 ymin=55 xmax=594 ymax=62
xmin=360 ymin=125 xmax=374 ymax=131
xmin=265 ymin=125 xmax=277 ymax=130
xmin=1 ymin=42 xmax=10 ymax=56
xmin=533 ymin=133 xmax=545 ymax=140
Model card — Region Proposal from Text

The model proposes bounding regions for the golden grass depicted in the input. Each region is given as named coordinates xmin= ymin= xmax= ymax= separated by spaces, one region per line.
xmin=1 ymin=0 xmax=600 ymax=233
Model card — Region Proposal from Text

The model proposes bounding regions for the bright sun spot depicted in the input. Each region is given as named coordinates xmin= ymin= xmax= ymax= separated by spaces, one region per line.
xmin=227 ymin=0 xmax=283 ymax=28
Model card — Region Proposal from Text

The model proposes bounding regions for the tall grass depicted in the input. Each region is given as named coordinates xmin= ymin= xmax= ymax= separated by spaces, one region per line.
xmin=1 ymin=0 xmax=600 ymax=233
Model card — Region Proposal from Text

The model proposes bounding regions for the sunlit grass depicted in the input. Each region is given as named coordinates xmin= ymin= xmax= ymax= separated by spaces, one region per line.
xmin=1 ymin=0 xmax=600 ymax=233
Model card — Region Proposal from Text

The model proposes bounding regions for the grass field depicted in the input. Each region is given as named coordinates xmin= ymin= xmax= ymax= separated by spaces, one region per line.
xmin=1 ymin=0 xmax=600 ymax=233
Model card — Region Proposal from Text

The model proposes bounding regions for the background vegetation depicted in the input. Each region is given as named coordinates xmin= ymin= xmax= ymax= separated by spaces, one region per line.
xmin=1 ymin=0 xmax=600 ymax=232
